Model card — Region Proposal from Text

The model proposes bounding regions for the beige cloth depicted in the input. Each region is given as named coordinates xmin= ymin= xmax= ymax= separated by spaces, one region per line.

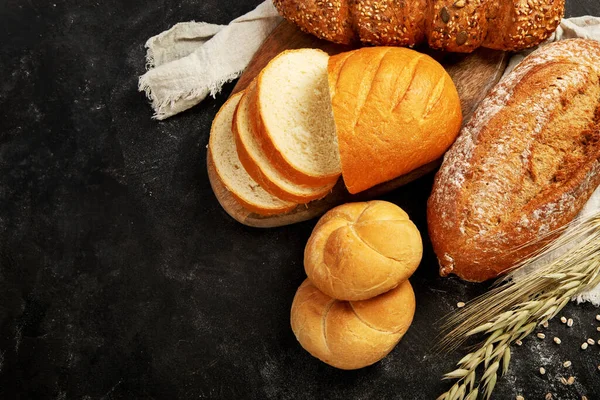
xmin=508 ymin=16 xmax=600 ymax=306
xmin=139 ymin=1 xmax=281 ymax=120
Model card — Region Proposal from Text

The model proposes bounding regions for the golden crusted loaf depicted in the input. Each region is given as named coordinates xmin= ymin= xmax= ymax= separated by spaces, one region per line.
xmin=328 ymin=47 xmax=462 ymax=194
xmin=273 ymin=0 xmax=565 ymax=52
xmin=290 ymin=279 xmax=415 ymax=370
xmin=428 ymin=39 xmax=600 ymax=282
xmin=305 ymin=201 xmax=422 ymax=300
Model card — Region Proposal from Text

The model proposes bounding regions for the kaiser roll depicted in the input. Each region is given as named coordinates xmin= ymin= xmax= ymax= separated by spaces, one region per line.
xmin=305 ymin=201 xmax=422 ymax=301
xmin=291 ymin=279 xmax=415 ymax=370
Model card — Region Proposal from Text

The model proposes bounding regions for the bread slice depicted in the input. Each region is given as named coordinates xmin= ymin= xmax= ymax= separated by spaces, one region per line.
xmin=252 ymin=49 xmax=341 ymax=186
xmin=208 ymin=92 xmax=296 ymax=216
xmin=234 ymin=81 xmax=336 ymax=203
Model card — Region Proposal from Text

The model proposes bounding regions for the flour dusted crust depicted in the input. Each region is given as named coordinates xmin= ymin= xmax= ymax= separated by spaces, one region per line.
xmin=428 ymin=39 xmax=600 ymax=282
xmin=273 ymin=0 xmax=565 ymax=52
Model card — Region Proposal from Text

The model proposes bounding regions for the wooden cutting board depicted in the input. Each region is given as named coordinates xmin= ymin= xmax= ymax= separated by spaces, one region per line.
xmin=208 ymin=21 xmax=509 ymax=228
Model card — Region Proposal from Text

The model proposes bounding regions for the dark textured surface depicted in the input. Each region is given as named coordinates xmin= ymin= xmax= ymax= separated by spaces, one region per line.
xmin=0 ymin=0 xmax=598 ymax=399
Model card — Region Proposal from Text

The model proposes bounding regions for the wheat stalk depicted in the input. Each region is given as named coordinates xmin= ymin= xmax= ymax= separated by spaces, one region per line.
xmin=437 ymin=212 xmax=600 ymax=400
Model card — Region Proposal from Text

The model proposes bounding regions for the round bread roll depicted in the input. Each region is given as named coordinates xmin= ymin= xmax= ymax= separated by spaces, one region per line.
xmin=291 ymin=279 xmax=416 ymax=370
xmin=304 ymin=201 xmax=422 ymax=301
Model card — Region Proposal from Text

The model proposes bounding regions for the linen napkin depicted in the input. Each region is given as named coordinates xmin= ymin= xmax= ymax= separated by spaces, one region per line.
xmin=138 ymin=1 xmax=281 ymax=120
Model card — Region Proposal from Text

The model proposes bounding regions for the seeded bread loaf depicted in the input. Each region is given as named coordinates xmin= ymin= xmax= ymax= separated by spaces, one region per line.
xmin=273 ymin=0 xmax=565 ymax=53
xmin=427 ymin=39 xmax=600 ymax=282
xmin=208 ymin=93 xmax=296 ymax=216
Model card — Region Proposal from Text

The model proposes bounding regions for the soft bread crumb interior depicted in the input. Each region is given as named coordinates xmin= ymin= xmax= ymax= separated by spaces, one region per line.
xmin=238 ymin=89 xmax=333 ymax=196
xmin=260 ymin=50 xmax=341 ymax=176
xmin=212 ymin=96 xmax=292 ymax=208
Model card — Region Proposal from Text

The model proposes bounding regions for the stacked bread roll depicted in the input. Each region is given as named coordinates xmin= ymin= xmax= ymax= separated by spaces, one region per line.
xmin=291 ymin=200 xmax=422 ymax=369
xmin=209 ymin=47 xmax=462 ymax=215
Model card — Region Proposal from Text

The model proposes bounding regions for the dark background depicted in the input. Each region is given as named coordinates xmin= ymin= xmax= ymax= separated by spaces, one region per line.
xmin=1 ymin=0 xmax=599 ymax=399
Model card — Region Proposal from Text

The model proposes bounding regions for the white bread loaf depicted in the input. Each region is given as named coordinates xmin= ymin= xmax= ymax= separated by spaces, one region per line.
xmin=208 ymin=93 xmax=296 ymax=216
xmin=304 ymin=201 xmax=422 ymax=301
xmin=328 ymin=47 xmax=462 ymax=194
xmin=291 ymin=279 xmax=415 ymax=370
xmin=252 ymin=49 xmax=341 ymax=186
xmin=233 ymin=81 xmax=336 ymax=203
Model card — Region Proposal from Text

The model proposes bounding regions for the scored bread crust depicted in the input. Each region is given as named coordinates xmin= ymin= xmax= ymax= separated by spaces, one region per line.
xmin=304 ymin=201 xmax=422 ymax=301
xmin=233 ymin=81 xmax=336 ymax=203
xmin=329 ymin=47 xmax=462 ymax=194
xmin=273 ymin=0 xmax=564 ymax=53
xmin=290 ymin=279 xmax=415 ymax=370
xmin=427 ymin=39 xmax=600 ymax=282
xmin=208 ymin=92 xmax=296 ymax=216
xmin=251 ymin=49 xmax=341 ymax=187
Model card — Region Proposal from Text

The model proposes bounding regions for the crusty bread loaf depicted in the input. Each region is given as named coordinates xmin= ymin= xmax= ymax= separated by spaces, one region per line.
xmin=252 ymin=49 xmax=341 ymax=186
xmin=329 ymin=47 xmax=462 ymax=194
xmin=428 ymin=39 xmax=600 ymax=282
xmin=291 ymin=279 xmax=415 ymax=370
xmin=208 ymin=93 xmax=296 ymax=216
xmin=233 ymin=81 xmax=336 ymax=203
xmin=273 ymin=0 xmax=565 ymax=52
xmin=305 ymin=201 xmax=422 ymax=301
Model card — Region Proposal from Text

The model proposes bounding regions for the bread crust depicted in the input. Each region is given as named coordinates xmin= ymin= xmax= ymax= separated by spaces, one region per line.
xmin=290 ymin=279 xmax=415 ymax=370
xmin=252 ymin=49 xmax=341 ymax=187
xmin=273 ymin=0 xmax=565 ymax=53
xmin=208 ymin=93 xmax=296 ymax=216
xmin=428 ymin=39 xmax=600 ymax=282
xmin=305 ymin=201 xmax=422 ymax=301
xmin=328 ymin=47 xmax=462 ymax=194
xmin=233 ymin=82 xmax=336 ymax=203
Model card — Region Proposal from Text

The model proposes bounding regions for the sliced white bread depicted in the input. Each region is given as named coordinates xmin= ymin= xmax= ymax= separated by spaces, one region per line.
xmin=208 ymin=92 xmax=296 ymax=216
xmin=252 ymin=49 xmax=341 ymax=186
xmin=234 ymin=81 xmax=336 ymax=203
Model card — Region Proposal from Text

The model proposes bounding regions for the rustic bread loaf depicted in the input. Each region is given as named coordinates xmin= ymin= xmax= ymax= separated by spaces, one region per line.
xmin=291 ymin=279 xmax=415 ymax=370
xmin=233 ymin=81 xmax=336 ymax=203
xmin=329 ymin=47 xmax=462 ymax=194
xmin=273 ymin=0 xmax=565 ymax=52
xmin=252 ymin=49 xmax=341 ymax=186
xmin=305 ymin=201 xmax=422 ymax=300
xmin=428 ymin=39 xmax=600 ymax=282
xmin=208 ymin=92 xmax=296 ymax=216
